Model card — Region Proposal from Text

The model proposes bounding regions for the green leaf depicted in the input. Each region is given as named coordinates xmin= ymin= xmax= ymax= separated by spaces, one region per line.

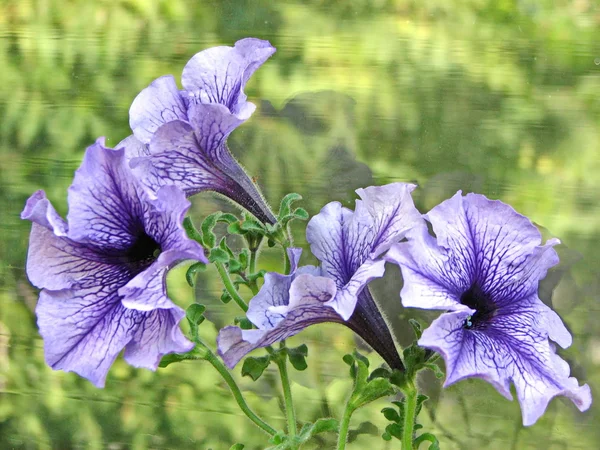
xmin=220 ymin=290 xmax=232 ymax=304
xmin=381 ymin=407 xmax=401 ymax=423
xmin=229 ymin=444 xmax=244 ymax=450
xmin=241 ymin=355 xmax=271 ymax=381
xmin=158 ymin=347 xmax=205 ymax=368
xmin=267 ymin=238 xmax=276 ymax=248
xmin=342 ymin=353 xmax=355 ymax=366
xmin=209 ymin=247 xmax=229 ymax=263
xmin=424 ymin=362 xmax=445 ymax=379
xmin=409 ymin=318 xmax=423 ymax=340
xmin=347 ymin=421 xmax=378 ymax=443
xmin=228 ymin=258 xmax=242 ymax=273
xmin=227 ymin=221 xmax=243 ymax=235
xmin=278 ymin=193 xmax=302 ymax=218
xmin=287 ymin=344 xmax=308 ymax=371
xmin=218 ymin=213 xmax=239 ymax=224
xmin=185 ymin=261 xmax=207 ymax=287
xmin=297 ymin=418 xmax=339 ymax=443
xmin=383 ymin=422 xmax=403 ymax=440
xmin=182 ymin=216 xmax=203 ymax=243
xmin=292 ymin=207 xmax=309 ymax=220
xmin=234 ymin=316 xmax=253 ymax=330
xmin=368 ymin=367 xmax=391 ymax=381
xmin=240 ymin=219 xmax=265 ymax=233
xmin=186 ymin=304 xmax=206 ymax=326
xmin=201 ymin=212 xmax=221 ymax=248
xmin=238 ymin=249 xmax=249 ymax=270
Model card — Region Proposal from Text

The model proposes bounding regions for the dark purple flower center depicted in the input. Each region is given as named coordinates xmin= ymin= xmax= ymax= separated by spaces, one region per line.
xmin=460 ymin=283 xmax=497 ymax=329
xmin=126 ymin=232 xmax=162 ymax=266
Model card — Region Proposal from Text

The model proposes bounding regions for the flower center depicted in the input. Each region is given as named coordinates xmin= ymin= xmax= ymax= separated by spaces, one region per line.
xmin=126 ymin=232 xmax=162 ymax=265
xmin=460 ymin=283 xmax=497 ymax=329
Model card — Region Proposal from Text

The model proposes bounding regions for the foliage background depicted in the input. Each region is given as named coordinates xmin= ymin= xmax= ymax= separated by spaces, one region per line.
xmin=0 ymin=0 xmax=599 ymax=448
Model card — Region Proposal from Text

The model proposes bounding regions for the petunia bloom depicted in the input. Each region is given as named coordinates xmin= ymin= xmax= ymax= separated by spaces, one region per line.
xmin=217 ymin=183 xmax=425 ymax=370
xmin=122 ymin=38 xmax=276 ymax=224
xmin=21 ymin=139 xmax=207 ymax=387
xmin=385 ymin=192 xmax=591 ymax=425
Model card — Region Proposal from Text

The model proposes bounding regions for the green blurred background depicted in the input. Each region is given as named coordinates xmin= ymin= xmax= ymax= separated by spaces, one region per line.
xmin=0 ymin=0 xmax=599 ymax=448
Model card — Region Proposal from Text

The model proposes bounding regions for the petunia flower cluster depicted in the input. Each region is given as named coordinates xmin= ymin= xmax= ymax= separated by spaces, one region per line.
xmin=21 ymin=37 xmax=591 ymax=427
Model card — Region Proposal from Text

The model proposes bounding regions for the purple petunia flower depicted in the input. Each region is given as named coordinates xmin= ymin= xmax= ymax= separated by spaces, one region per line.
xmin=21 ymin=138 xmax=207 ymax=387
xmin=217 ymin=183 xmax=425 ymax=370
xmin=385 ymin=192 xmax=591 ymax=425
xmin=121 ymin=38 xmax=276 ymax=224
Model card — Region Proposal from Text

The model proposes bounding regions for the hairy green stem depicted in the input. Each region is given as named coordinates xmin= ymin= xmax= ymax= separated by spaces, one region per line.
xmin=249 ymin=248 xmax=258 ymax=275
xmin=402 ymin=382 xmax=418 ymax=450
xmin=275 ymin=356 xmax=297 ymax=445
xmin=215 ymin=261 xmax=248 ymax=312
xmin=200 ymin=345 xmax=277 ymax=436
xmin=336 ymin=400 xmax=355 ymax=450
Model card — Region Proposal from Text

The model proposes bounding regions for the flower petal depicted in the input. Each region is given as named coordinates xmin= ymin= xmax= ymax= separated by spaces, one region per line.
xmin=22 ymin=203 xmax=125 ymax=292
xmin=36 ymin=287 xmax=138 ymax=388
xmin=426 ymin=192 xmax=559 ymax=306
xmin=21 ymin=190 xmax=67 ymax=236
xmin=324 ymin=258 xmax=386 ymax=320
xmin=385 ymin=228 xmax=469 ymax=310
xmin=354 ymin=183 xmax=424 ymax=258
xmin=131 ymin=119 xmax=275 ymax=224
xmin=117 ymin=134 xmax=150 ymax=160
xmin=246 ymin=248 xmax=303 ymax=329
xmin=129 ymin=75 xmax=188 ymax=143
xmin=306 ymin=201 xmax=354 ymax=288
xmin=419 ymin=300 xmax=591 ymax=426
xmin=67 ymin=138 xmax=148 ymax=249
xmin=124 ymin=307 xmax=193 ymax=369
xmin=218 ymin=273 xmax=340 ymax=368
xmin=181 ymin=37 xmax=275 ymax=115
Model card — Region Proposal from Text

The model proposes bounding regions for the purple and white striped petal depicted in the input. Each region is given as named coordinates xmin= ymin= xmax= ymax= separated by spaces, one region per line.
xmin=129 ymin=75 xmax=188 ymax=144
xmin=387 ymin=192 xmax=591 ymax=425
xmin=22 ymin=140 xmax=203 ymax=387
xmin=181 ymin=37 xmax=275 ymax=117
xmin=218 ymin=272 xmax=340 ymax=369
xmin=126 ymin=38 xmax=276 ymax=224
xmin=418 ymin=300 xmax=591 ymax=426
xmin=307 ymin=182 xmax=424 ymax=320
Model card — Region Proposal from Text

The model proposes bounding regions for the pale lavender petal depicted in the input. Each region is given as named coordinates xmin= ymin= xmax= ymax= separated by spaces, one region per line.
xmin=325 ymin=258 xmax=385 ymax=321
xmin=36 ymin=287 xmax=138 ymax=388
xmin=354 ymin=183 xmax=424 ymax=258
xmin=419 ymin=299 xmax=591 ymax=426
xmin=120 ymin=250 xmax=202 ymax=311
xmin=246 ymin=248 xmax=302 ymax=329
xmin=23 ymin=224 xmax=121 ymax=293
xmin=425 ymin=192 xmax=559 ymax=306
xmin=67 ymin=138 xmax=147 ymax=249
xmin=129 ymin=75 xmax=188 ymax=143
xmin=181 ymin=37 xmax=275 ymax=115
xmin=124 ymin=307 xmax=193 ymax=369
xmin=117 ymin=134 xmax=150 ymax=160
xmin=131 ymin=119 xmax=276 ymax=224
xmin=21 ymin=190 xmax=67 ymax=236
xmin=144 ymin=185 xmax=207 ymax=258
xmin=218 ymin=273 xmax=340 ymax=368
xmin=131 ymin=120 xmax=228 ymax=194
xmin=385 ymin=228 xmax=469 ymax=311
xmin=306 ymin=201 xmax=353 ymax=288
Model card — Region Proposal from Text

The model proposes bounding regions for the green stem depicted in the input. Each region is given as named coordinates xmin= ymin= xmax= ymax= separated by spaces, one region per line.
xmin=336 ymin=400 xmax=355 ymax=450
xmin=249 ymin=248 xmax=258 ymax=275
xmin=201 ymin=345 xmax=277 ymax=436
xmin=275 ymin=356 xmax=297 ymax=444
xmin=402 ymin=382 xmax=418 ymax=450
xmin=215 ymin=261 xmax=248 ymax=312
xmin=283 ymin=247 xmax=292 ymax=275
